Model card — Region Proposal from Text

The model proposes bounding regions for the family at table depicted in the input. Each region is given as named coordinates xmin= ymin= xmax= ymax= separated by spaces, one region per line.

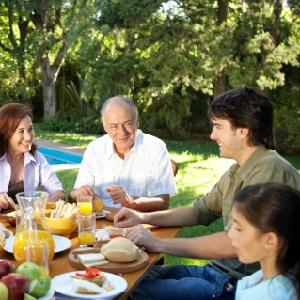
xmin=1 ymin=87 xmax=300 ymax=300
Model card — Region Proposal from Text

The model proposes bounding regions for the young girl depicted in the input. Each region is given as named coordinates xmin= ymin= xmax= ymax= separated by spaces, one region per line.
xmin=229 ymin=182 xmax=300 ymax=299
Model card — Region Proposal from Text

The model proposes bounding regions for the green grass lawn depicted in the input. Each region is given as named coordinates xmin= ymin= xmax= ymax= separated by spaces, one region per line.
xmin=36 ymin=129 xmax=300 ymax=266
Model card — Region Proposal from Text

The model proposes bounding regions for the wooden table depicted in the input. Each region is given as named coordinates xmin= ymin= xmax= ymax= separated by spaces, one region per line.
xmin=0 ymin=209 xmax=182 ymax=300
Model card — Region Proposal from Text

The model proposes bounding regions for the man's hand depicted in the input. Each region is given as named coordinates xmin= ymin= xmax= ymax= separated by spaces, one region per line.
xmin=68 ymin=185 xmax=95 ymax=203
xmin=114 ymin=207 xmax=143 ymax=228
xmin=125 ymin=225 xmax=157 ymax=252
xmin=105 ymin=185 xmax=134 ymax=207
xmin=0 ymin=194 xmax=15 ymax=210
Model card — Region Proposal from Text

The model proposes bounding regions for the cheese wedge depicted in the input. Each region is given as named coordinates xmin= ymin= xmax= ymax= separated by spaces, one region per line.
xmin=72 ymin=278 xmax=102 ymax=294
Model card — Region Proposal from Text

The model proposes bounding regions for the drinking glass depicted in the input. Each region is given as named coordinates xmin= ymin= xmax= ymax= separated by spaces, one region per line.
xmin=77 ymin=213 xmax=96 ymax=246
xmin=76 ymin=196 xmax=93 ymax=214
xmin=26 ymin=242 xmax=49 ymax=276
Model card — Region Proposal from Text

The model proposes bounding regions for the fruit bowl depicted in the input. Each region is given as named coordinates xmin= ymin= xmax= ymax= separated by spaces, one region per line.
xmin=45 ymin=215 xmax=77 ymax=237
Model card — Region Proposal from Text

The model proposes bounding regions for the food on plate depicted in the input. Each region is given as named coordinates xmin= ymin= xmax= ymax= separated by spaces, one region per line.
xmin=104 ymin=225 xmax=126 ymax=235
xmin=93 ymin=199 xmax=103 ymax=211
xmin=71 ymin=268 xmax=110 ymax=294
xmin=73 ymin=247 xmax=102 ymax=256
xmin=6 ymin=210 xmax=21 ymax=226
xmin=0 ymin=231 xmax=6 ymax=250
xmin=50 ymin=199 xmax=78 ymax=218
xmin=101 ymin=237 xmax=139 ymax=263
xmin=0 ymin=222 xmax=13 ymax=239
xmin=72 ymin=277 xmax=102 ymax=294
xmin=73 ymin=248 xmax=109 ymax=267
xmin=77 ymin=253 xmax=109 ymax=268
xmin=109 ymin=234 xmax=124 ymax=239
xmin=104 ymin=212 xmax=115 ymax=222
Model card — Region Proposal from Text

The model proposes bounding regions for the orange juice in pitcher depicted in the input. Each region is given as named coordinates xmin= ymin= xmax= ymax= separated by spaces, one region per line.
xmin=13 ymin=230 xmax=55 ymax=264
xmin=14 ymin=192 xmax=55 ymax=264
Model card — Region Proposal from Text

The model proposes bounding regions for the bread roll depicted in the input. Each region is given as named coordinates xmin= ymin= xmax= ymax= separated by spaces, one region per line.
xmin=101 ymin=237 xmax=139 ymax=262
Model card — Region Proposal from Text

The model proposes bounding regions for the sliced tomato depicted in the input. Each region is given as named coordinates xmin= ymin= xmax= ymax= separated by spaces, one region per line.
xmin=109 ymin=234 xmax=124 ymax=239
xmin=75 ymin=267 xmax=102 ymax=278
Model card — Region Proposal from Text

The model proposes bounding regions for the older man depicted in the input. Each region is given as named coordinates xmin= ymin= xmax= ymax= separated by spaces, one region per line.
xmin=68 ymin=95 xmax=177 ymax=211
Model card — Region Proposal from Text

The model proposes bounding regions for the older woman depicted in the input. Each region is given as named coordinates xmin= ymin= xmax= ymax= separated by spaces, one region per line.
xmin=0 ymin=103 xmax=65 ymax=210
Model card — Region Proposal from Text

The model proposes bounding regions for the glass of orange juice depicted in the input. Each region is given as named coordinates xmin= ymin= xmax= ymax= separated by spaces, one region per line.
xmin=26 ymin=242 xmax=49 ymax=276
xmin=77 ymin=213 xmax=96 ymax=246
xmin=76 ymin=196 xmax=93 ymax=214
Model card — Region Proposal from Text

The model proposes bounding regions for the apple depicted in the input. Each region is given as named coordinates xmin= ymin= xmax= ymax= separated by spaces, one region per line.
xmin=24 ymin=293 xmax=37 ymax=300
xmin=1 ymin=273 xmax=29 ymax=300
xmin=0 ymin=282 xmax=8 ymax=300
xmin=16 ymin=262 xmax=40 ymax=282
xmin=29 ymin=276 xmax=51 ymax=297
xmin=0 ymin=261 xmax=11 ymax=279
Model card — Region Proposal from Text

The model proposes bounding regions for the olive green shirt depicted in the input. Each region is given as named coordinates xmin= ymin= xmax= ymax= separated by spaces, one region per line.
xmin=193 ymin=146 xmax=300 ymax=278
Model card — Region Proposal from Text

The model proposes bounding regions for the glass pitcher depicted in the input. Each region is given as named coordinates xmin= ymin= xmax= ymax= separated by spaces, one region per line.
xmin=13 ymin=191 xmax=55 ymax=264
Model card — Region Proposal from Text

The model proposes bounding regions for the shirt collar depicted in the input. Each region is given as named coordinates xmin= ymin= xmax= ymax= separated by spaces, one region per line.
xmin=229 ymin=146 xmax=267 ymax=180
xmin=106 ymin=129 xmax=142 ymax=160
xmin=24 ymin=151 xmax=36 ymax=165
xmin=0 ymin=151 xmax=36 ymax=165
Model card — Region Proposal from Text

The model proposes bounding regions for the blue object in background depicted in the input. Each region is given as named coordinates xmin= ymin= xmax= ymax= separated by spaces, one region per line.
xmin=39 ymin=147 xmax=83 ymax=165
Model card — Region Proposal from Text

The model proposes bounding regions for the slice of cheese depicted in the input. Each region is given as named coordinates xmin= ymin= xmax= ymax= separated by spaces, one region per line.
xmin=72 ymin=278 xmax=102 ymax=294
xmin=77 ymin=253 xmax=105 ymax=263
xmin=77 ymin=252 xmax=109 ymax=268
xmin=81 ymin=260 xmax=109 ymax=268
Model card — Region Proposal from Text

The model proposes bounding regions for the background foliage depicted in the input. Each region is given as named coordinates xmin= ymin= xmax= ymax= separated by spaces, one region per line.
xmin=1 ymin=0 xmax=300 ymax=153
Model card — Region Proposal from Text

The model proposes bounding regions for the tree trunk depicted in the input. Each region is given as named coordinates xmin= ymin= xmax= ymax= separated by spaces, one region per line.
xmin=213 ymin=71 xmax=227 ymax=98
xmin=213 ymin=0 xmax=229 ymax=98
xmin=41 ymin=57 xmax=56 ymax=119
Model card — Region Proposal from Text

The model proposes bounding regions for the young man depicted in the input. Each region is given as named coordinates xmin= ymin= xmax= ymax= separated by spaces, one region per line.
xmin=114 ymin=86 xmax=300 ymax=300
xmin=68 ymin=95 xmax=177 ymax=211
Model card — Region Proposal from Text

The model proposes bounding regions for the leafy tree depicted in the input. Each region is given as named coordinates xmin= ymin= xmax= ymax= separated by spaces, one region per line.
xmin=0 ymin=0 xmax=94 ymax=118
xmin=73 ymin=0 xmax=299 ymax=136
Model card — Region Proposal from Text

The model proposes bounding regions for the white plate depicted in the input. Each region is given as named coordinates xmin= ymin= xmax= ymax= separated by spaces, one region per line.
xmin=52 ymin=271 xmax=127 ymax=300
xmin=4 ymin=234 xmax=71 ymax=253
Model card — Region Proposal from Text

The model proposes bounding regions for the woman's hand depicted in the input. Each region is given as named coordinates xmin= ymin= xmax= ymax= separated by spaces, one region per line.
xmin=0 ymin=194 xmax=15 ymax=210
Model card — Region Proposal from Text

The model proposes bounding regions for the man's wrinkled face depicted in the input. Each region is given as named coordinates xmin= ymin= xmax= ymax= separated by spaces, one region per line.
xmin=103 ymin=101 xmax=138 ymax=154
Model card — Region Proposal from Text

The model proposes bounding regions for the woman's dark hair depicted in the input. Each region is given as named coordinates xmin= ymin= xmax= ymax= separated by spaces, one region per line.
xmin=0 ymin=103 xmax=38 ymax=156
xmin=233 ymin=182 xmax=300 ymax=298
xmin=207 ymin=86 xmax=275 ymax=149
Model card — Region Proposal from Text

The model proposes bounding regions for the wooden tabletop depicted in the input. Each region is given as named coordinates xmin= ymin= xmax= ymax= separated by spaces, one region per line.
xmin=0 ymin=208 xmax=182 ymax=300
